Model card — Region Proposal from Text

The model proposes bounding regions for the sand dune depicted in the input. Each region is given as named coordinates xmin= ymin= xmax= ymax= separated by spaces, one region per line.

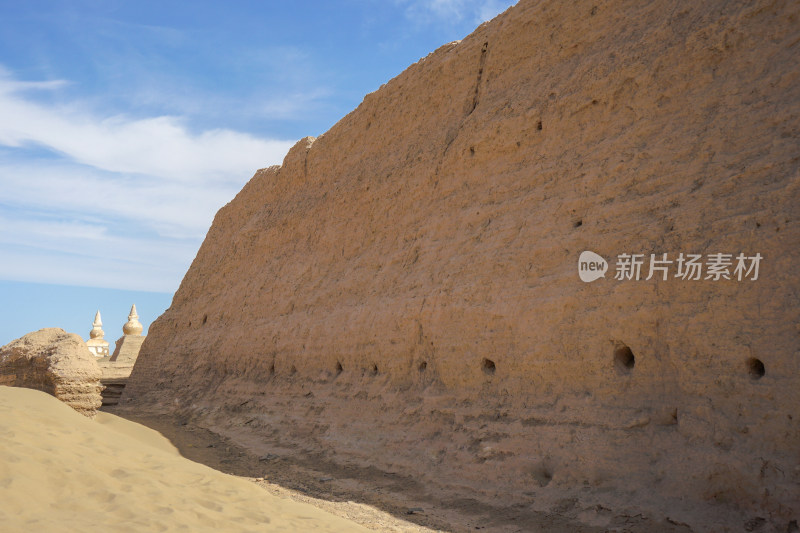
xmin=0 ymin=386 xmax=368 ymax=532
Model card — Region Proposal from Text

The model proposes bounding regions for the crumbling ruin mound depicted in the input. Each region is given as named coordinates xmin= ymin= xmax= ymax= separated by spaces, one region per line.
xmin=0 ymin=328 xmax=103 ymax=417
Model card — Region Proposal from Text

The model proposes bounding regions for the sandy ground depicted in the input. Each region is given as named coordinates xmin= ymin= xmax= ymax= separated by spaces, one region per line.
xmin=0 ymin=384 xmax=692 ymax=532
xmin=111 ymin=409 xmax=688 ymax=533
xmin=111 ymin=411 xmax=455 ymax=532
xmin=0 ymin=386 xmax=373 ymax=532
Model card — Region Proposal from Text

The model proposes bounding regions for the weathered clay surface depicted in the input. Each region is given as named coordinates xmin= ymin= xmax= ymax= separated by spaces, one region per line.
xmin=124 ymin=0 xmax=800 ymax=530
xmin=0 ymin=328 xmax=103 ymax=417
xmin=109 ymin=335 xmax=145 ymax=366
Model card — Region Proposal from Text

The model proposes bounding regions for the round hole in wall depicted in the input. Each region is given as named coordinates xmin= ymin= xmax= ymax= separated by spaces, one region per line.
xmin=614 ymin=344 xmax=635 ymax=372
xmin=418 ymin=361 xmax=427 ymax=372
xmin=482 ymin=358 xmax=496 ymax=375
xmin=746 ymin=357 xmax=765 ymax=380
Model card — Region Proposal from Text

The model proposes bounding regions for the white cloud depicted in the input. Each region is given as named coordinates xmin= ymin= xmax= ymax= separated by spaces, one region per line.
xmin=0 ymin=79 xmax=294 ymax=183
xmin=0 ymin=68 xmax=297 ymax=292
xmin=0 ymin=160 xmax=237 ymax=238
xmin=0 ymin=245 xmax=188 ymax=293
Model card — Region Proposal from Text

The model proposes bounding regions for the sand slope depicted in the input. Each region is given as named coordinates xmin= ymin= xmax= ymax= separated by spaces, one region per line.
xmin=0 ymin=386 xmax=368 ymax=532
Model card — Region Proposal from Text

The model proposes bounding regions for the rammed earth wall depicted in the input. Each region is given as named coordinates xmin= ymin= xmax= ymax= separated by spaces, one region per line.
xmin=123 ymin=1 xmax=800 ymax=529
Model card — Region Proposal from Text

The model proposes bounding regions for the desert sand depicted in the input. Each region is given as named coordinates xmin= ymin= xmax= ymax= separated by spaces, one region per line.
xmin=0 ymin=385 xmax=371 ymax=532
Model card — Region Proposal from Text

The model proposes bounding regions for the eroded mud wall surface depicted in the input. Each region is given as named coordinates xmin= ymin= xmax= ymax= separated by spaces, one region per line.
xmin=124 ymin=0 xmax=800 ymax=529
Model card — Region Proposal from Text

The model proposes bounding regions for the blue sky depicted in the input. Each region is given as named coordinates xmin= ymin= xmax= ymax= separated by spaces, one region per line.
xmin=0 ymin=0 xmax=517 ymax=345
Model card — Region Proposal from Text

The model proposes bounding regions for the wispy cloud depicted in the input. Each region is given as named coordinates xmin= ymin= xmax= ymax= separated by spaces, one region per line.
xmin=477 ymin=0 xmax=516 ymax=22
xmin=397 ymin=0 xmax=516 ymax=25
xmin=258 ymin=88 xmax=333 ymax=119
xmin=0 ymin=160 xmax=234 ymax=239
xmin=0 ymin=68 xmax=296 ymax=292
xmin=0 ymin=65 xmax=66 ymax=91
xmin=0 ymin=74 xmax=293 ymax=182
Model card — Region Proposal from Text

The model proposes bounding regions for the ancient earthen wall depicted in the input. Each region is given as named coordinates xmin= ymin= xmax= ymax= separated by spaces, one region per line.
xmin=123 ymin=1 xmax=800 ymax=529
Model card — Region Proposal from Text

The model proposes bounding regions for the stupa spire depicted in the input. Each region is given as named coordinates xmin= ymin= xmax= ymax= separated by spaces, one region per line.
xmin=89 ymin=310 xmax=105 ymax=339
xmin=122 ymin=304 xmax=143 ymax=336
xmin=86 ymin=310 xmax=110 ymax=357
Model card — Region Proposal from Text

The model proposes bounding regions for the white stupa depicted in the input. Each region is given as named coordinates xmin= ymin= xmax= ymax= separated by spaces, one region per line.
xmin=110 ymin=304 xmax=146 ymax=365
xmin=122 ymin=304 xmax=143 ymax=336
xmin=86 ymin=310 xmax=110 ymax=357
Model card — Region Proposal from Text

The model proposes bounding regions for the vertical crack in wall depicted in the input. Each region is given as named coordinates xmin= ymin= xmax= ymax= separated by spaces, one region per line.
xmin=439 ymin=40 xmax=491 ymax=167
xmin=469 ymin=41 xmax=489 ymax=116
